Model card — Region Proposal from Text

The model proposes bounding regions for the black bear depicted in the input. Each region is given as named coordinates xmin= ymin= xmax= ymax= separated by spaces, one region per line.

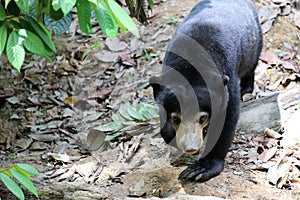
xmin=150 ymin=0 xmax=263 ymax=182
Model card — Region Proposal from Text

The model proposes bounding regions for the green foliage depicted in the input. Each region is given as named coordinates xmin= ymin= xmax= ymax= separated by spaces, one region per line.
xmin=0 ymin=0 xmax=141 ymax=72
xmin=92 ymin=1 xmax=118 ymax=38
xmin=96 ymin=102 xmax=159 ymax=141
xmin=76 ymin=0 xmax=91 ymax=33
xmin=108 ymin=0 xmax=139 ymax=37
xmin=0 ymin=164 xmax=39 ymax=200
xmin=6 ymin=31 xmax=25 ymax=72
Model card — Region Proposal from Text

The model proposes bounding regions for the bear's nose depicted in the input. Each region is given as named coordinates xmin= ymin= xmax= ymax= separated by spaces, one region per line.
xmin=185 ymin=149 xmax=199 ymax=155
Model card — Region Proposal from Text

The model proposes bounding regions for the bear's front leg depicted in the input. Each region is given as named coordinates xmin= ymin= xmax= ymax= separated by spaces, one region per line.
xmin=179 ymin=157 xmax=224 ymax=182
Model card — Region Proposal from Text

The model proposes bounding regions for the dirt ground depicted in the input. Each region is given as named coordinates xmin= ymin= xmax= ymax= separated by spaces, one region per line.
xmin=0 ymin=0 xmax=300 ymax=199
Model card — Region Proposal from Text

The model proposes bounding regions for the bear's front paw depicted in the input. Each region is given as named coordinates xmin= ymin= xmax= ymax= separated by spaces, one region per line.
xmin=179 ymin=157 xmax=225 ymax=183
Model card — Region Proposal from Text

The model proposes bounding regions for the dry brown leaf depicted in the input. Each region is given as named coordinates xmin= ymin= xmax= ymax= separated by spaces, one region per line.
xmin=88 ymin=87 xmax=114 ymax=100
xmin=258 ymin=5 xmax=280 ymax=23
xmin=266 ymin=152 xmax=292 ymax=188
xmin=29 ymin=141 xmax=49 ymax=150
xmin=258 ymin=147 xmax=278 ymax=162
xmin=264 ymin=128 xmax=282 ymax=139
xmin=14 ymin=138 xmax=33 ymax=150
xmin=48 ymin=167 xmax=70 ymax=179
xmin=64 ymin=96 xmax=78 ymax=105
xmin=124 ymin=134 xmax=144 ymax=161
xmin=0 ymin=88 xmax=14 ymax=99
xmin=86 ymin=128 xmax=106 ymax=151
xmin=260 ymin=50 xmax=283 ymax=66
xmin=29 ymin=133 xmax=60 ymax=142
xmin=45 ymin=153 xmax=71 ymax=162
xmin=106 ymin=37 xmax=128 ymax=52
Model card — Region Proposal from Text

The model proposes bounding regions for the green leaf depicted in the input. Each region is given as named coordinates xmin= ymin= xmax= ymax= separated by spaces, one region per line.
xmin=6 ymin=32 xmax=25 ymax=72
xmin=27 ymin=16 xmax=56 ymax=52
xmin=16 ymin=164 xmax=39 ymax=176
xmin=76 ymin=0 xmax=92 ymax=34
xmin=14 ymin=0 xmax=35 ymax=14
xmin=10 ymin=169 xmax=38 ymax=198
xmin=0 ymin=25 xmax=7 ymax=55
xmin=0 ymin=172 xmax=24 ymax=200
xmin=52 ymin=0 xmax=61 ymax=11
xmin=104 ymin=132 xmax=122 ymax=141
xmin=138 ymin=103 xmax=159 ymax=119
xmin=111 ymin=114 xmax=125 ymax=122
xmin=119 ymin=104 xmax=134 ymax=120
xmin=0 ymin=4 xmax=6 ymax=20
xmin=11 ymin=166 xmax=30 ymax=179
xmin=127 ymin=103 xmax=145 ymax=120
xmin=147 ymin=0 xmax=154 ymax=10
xmin=107 ymin=0 xmax=139 ymax=37
xmin=4 ymin=0 xmax=12 ymax=9
xmin=59 ymin=0 xmax=76 ymax=16
xmin=22 ymin=30 xmax=46 ymax=56
xmin=121 ymin=121 xmax=136 ymax=126
xmin=92 ymin=2 xmax=118 ymax=38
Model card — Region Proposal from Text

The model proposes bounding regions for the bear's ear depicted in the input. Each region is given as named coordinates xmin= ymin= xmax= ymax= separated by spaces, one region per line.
xmin=222 ymin=75 xmax=229 ymax=85
xmin=149 ymin=76 xmax=162 ymax=99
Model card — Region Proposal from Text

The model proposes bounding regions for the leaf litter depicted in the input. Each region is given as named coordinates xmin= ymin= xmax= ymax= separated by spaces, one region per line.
xmin=0 ymin=0 xmax=300 ymax=199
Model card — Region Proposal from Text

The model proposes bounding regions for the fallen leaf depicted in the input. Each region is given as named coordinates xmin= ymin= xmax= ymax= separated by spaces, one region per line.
xmin=64 ymin=96 xmax=78 ymax=105
xmin=258 ymin=5 xmax=280 ymax=23
xmin=14 ymin=138 xmax=33 ymax=150
xmin=95 ymin=50 xmax=119 ymax=63
xmin=46 ymin=153 xmax=71 ymax=163
xmin=266 ymin=152 xmax=292 ymax=188
xmin=260 ymin=50 xmax=283 ymax=66
xmin=10 ymin=114 xmax=21 ymax=120
xmin=264 ymin=128 xmax=282 ymax=139
xmin=261 ymin=19 xmax=275 ymax=34
xmin=29 ymin=141 xmax=49 ymax=150
xmin=27 ymin=97 xmax=42 ymax=106
xmin=29 ymin=134 xmax=60 ymax=142
xmin=88 ymin=87 xmax=114 ymax=100
xmin=86 ymin=128 xmax=106 ymax=151
xmin=106 ymin=37 xmax=128 ymax=52
xmin=63 ymin=108 xmax=75 ymax=118
xmin=258 ymin=147 xmax=278 ymax=162
xmin=0 ymin=88 xmax=14 ymax=99
xmin=281 ymin=61 xmax=296 ymax=71
xmin=74 ymin=99 xmax=93 ymax=110
xmin=6 ymin=96 xmax=20 ymax=104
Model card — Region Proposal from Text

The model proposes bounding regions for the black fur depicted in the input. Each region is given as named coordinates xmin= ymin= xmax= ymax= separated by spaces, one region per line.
xmin=150 ymin=0 xmax=262 ymax=182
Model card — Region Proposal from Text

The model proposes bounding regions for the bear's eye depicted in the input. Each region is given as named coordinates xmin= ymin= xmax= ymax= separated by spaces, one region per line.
xmin=172 ymin=115 xmax=181 ymax=125
xmin=203 ymin=126 xmax=209 ymax=137
xmin=198 ymin=114 xmax=208 ymax=124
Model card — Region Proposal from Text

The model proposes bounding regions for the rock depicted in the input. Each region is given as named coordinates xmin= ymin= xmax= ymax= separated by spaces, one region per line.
xmin=237 ymin=84 xmax=300 ymax=143
xmin=237 ymin=93 xmax=280 ymax=133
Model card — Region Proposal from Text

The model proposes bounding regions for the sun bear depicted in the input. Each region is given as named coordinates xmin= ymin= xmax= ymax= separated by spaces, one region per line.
xmin=150 ymin=0 xmax=262 ymax=182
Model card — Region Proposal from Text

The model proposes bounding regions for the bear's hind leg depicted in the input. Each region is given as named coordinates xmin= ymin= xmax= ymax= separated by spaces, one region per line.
xmin=240 ymin=71 xmax=255 ymax=97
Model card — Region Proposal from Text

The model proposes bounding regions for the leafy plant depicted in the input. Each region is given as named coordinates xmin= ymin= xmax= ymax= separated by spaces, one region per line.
xmin=0 ymin=163 xmax=39 ymax=200
xmin=0 ymin=0 xmax=151 ymax=72
xmin=96 ymin=102 xmax=159 ymax=141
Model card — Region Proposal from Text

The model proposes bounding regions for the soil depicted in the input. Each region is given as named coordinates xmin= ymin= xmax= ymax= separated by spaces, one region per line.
xmin=0 ymin=0 xmax=300 ymax=200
